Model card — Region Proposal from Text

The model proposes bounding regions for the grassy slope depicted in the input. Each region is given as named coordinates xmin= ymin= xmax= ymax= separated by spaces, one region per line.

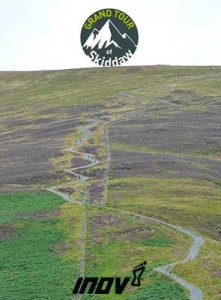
xmin=107 ymin=177 xmax=221 ymax=299
xmin=84 ymin=206 xmax=190 ymax=300
xmin=0 ymin=192 xmax=82 ymax=300
xmin=0 ymin=66 xmax=219 ymax=117
xmin=0 ymin=66 xmax=221 ymax=299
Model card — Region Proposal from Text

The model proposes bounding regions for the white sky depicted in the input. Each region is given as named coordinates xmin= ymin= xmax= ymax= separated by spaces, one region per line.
xmin=0 ymin=0 xmax=221 ymax=70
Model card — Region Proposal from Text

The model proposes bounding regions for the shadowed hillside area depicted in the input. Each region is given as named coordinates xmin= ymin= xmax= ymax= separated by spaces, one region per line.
xmin=0 ymin=66 xmax=221 ymax=300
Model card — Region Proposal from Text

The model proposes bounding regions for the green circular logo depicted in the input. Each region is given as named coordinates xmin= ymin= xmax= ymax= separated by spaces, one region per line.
xmin=81 ymin=8 xmax=139 ymax=67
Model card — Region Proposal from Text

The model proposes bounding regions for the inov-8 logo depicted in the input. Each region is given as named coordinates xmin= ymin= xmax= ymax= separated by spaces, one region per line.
xmin=73 ymin=261 xmax=146 ymax=295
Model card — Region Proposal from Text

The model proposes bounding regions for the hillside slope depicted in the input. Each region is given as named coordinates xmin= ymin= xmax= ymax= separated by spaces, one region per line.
xmin=0 ymin=66 xmax=221 ymax=300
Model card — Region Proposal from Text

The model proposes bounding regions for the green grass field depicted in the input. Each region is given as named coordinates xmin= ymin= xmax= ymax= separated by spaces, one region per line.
xmin=0 ymin=192 xmax=79 ymax=300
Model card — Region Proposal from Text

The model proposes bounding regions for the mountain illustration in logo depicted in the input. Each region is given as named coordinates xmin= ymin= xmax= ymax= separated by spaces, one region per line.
xmin=83 ymin=19 xmax=137 ymax=51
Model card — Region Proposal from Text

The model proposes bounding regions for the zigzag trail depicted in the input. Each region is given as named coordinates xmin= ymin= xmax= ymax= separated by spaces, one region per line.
xmin=48 ymin=118 xmax=101 ymax=205
xmin=48 ymin=119 xmax=205 ymax=300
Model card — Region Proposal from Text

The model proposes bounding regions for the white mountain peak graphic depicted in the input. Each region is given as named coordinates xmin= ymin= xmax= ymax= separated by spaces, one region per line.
xmin=83 ymin=19 xmax=137 ymax=50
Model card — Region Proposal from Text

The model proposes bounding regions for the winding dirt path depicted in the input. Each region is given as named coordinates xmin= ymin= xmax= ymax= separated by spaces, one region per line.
xmin=48 ymin=119 xmax=205 ymax=300
xmin=47 ymin=119 xmax=101 ymax=204
xmin=106 ymin=208 xmax=205 ymax=300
